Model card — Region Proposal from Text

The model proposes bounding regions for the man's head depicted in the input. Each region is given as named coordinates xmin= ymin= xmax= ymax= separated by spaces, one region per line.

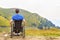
xmin=15 ymin=9 xmax=19 ymax=13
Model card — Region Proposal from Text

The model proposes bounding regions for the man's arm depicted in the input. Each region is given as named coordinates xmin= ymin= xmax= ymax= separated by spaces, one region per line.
xmin=22 ymin=19 xmax=26 ymax=26
xmin=10 ymin=19 xmax=13 ymax=27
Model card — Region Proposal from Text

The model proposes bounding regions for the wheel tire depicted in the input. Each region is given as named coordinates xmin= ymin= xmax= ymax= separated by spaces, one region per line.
xmin=11 ymin=25 xmax=13 ymax=38
xmin=23 ymin=27 xmax=25 ymax=38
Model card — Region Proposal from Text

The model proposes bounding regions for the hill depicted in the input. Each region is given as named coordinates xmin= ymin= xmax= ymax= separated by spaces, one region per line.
xmin=0 ymin=16 xmax=10 ymax=27
xmin=0 ymin=8 xmax=55 ymax=29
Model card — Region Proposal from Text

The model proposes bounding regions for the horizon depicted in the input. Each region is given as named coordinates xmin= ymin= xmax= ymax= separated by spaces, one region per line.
xmin=0 ymin=0 xmax=60 ymax=26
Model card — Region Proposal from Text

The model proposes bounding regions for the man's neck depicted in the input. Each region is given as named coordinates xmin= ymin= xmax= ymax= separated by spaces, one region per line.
xmin=16 ymin=13 xmax=19 ymax=14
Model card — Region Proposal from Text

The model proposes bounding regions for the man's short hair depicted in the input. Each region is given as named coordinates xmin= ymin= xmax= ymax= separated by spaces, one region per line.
xmin=15 ymin=9 xmax=19 ymax=13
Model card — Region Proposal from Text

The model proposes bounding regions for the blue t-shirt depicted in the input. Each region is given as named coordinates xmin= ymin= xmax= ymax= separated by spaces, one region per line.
xmin=12 ymin=14 xmax=24 ymax=20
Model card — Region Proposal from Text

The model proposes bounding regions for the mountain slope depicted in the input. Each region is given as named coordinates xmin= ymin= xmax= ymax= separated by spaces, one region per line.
xmin=0 ymin=16 xmax=10 ymax=27
xmin=0 ymin=8 xmax=55 ymax=29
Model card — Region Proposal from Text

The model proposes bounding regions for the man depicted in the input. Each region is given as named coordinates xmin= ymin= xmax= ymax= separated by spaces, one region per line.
xmin=10 ymin=9 xmax=25 ymax=35
xmin=10 ymin=9 xmax=25 ymax=25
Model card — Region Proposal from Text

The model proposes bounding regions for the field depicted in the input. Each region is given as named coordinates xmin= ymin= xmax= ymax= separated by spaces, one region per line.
xmin=0 ymin=27 xmax=60 ymax=40
xmin=0 ymin=27 xmax=60 ymax=36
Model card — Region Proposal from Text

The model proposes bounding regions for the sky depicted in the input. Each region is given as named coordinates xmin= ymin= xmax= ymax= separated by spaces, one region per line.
xmin=0 ymin=0 xmax=60 ymax=26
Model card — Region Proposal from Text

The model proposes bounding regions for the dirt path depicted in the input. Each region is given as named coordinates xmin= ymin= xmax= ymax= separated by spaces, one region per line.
xmin=0 ymin=33 xmax=60 ymax=40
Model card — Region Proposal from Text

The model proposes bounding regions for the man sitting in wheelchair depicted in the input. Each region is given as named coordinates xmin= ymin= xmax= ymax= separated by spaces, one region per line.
xmin=10 ymin=9 xmax=25 ymax=36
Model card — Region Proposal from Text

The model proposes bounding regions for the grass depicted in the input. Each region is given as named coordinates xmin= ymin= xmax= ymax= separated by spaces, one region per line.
xmin=25 ymin=28 xmax=60 ymax=36
xmin=0 ymin=27 xmax=10 ymax=33
xmin=0 ymin=27 xmax=60 ymax=36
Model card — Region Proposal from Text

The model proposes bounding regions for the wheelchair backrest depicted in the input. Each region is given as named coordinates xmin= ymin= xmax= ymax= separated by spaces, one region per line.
xmin=14 ymin=20 xmax=23 ymax=27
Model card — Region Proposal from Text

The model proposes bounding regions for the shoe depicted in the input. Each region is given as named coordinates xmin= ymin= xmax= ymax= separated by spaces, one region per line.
xmin=17 ymin=33 xmax=20 ymax=36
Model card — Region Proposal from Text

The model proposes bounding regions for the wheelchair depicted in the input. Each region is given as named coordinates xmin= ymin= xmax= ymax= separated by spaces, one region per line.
xmin=10 ymin=20 xmax=25 ymax=38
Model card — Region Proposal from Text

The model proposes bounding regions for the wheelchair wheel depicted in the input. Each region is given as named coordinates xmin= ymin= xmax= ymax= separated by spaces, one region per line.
xmin=10 ymin=25 xmax=13 ymax=38
xmin=22 ymin=27 xmax=25 ymax=38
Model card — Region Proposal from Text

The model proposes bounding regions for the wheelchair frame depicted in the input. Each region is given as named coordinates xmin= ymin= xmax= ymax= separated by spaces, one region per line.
xmin=10 ymin=20 xmax=25 ymax=38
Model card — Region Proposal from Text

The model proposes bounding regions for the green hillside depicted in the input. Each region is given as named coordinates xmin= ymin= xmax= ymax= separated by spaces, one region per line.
xmin=0 ymin=8 xmax=55 ymax=29
xmin=0 ymin=16 xmax=10 ymax=27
